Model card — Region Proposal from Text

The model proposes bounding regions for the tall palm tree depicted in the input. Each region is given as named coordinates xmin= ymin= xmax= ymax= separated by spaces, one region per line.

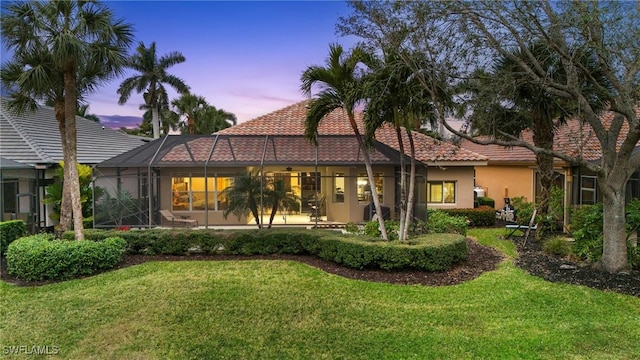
xmin=465 ymin=42 xmax=608 ymax=237
xmin=1 ymin=0 xmax=133 ymax=239
xmin=301 ymin=43 xmax=389 ymax=240
xmin=363 ymin=48 xmax=436 ymax=241
xmin=171 ymin=93 xmax=208 ymax=135
xmin=264 ymin=179 xmax=300 ymax=229
xmin=117 ymin=42 xmax=190 ymax=139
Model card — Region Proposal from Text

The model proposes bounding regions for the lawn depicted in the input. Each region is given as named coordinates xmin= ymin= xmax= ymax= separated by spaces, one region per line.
xmin=1 ymin=229 xmax=639 ymax=359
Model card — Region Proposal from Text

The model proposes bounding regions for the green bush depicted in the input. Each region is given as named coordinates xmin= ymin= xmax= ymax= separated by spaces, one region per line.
xmin=6 ymin=234 xmax=126 ymax=281
xmin=440 ymin=206 xmax=496 ymax=227
xmin=363 ymin=220 xmax=400 ymax=240
xmin=476 ymin=197 xmax=495 ymax=208
xmin=66 ymin=228 xmax=467 ymax=272
xmin=570 ymin=204 xmax=603 ymax=262
xmin=426 ymin=210 xmax=468 ymax=236
xmin=542 ymin=236 xmax=573 ymax=257
xmin=0 ymin=220 xmax=27 ymax=256
xmin=83 ymin=217 xmax=94 ymax=229
xmin=511 ymin=197 xmax=535 ymax=225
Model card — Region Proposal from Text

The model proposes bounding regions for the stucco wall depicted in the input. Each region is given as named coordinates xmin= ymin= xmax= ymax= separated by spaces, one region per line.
xmin=473 ymin=165 xmax=534 ymax=209
xmin=426 ymin=166 xmax=476 ymax=209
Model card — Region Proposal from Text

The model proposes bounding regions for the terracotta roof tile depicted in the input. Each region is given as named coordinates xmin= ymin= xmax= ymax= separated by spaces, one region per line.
xmin=460 ymin=108 xmax=639 ymax=163
xmin=218 ymin=100 xmax=487 ymax=163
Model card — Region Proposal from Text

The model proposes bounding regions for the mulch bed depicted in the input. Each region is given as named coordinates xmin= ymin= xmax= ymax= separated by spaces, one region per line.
xmin=2 ymin=236 xmax=638 ymax=297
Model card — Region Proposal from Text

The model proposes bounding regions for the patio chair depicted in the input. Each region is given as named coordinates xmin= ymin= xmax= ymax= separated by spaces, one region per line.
xmin=308 ymin=194 xmax=326 ymax=221
xmin=505 ymin=209 xmax=537 ymax=245
xmin=160 ymin=209 xmax=198 ymax=227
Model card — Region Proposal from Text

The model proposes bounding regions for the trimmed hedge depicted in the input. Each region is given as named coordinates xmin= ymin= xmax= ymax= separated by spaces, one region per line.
xmin=476 ymin=196 xmax=495 ymax=208
xmin=63 ymin=228 xmax=467 ymax=272
xmin=440 ymin=206 xmax=496 ymax=227
xmin=6 ymin=234 xmax=126 ymax=281
xmin=426 ymin=210 xmax=468 ymax=235
xmin=0 ymin=220 xmax=27 ymax=256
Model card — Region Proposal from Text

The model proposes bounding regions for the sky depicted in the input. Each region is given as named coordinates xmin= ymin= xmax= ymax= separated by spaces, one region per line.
xmin=82 ymin=0 xmax=358 ymax=129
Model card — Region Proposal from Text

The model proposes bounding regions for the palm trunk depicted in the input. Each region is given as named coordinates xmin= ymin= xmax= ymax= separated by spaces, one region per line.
xmin=152 ymin=106 xmax=160 ymax=139
xmin=395 ymin=125 xmax=407 ymax=242
xmin=403 ymin=130 xmax=417 ymax=241
xmin=346 ymin=111 xmax=389 ymax=240
xmin=53 ymin=100 xmax=72 ymax=232
xmin=600 ymin=172 xmax=629 ymax=273
xmin=268 ymin=203 xmax=279 ymax=229
xmin=188 ymin=114 xmax=195 ymax=135
xmin=63 ymin=68 xmax=85 ymax=240
xmin=532 ymin=113 xmax=554 ymax=240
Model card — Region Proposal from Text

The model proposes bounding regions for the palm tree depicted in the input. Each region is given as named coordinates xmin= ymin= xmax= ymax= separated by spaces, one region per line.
xmin=117 ymin=42 xmax=190 ymax=139
xmin=301 ymin=43 xmax=389 ymax=240
xmin=192 ymin=106 xmax=237 ymax=134
xmin=465 ymin=43 xmax=608 ymax=237
xmin=264 ymin=179 xmax=300 ymax=229
xmin=171 ymin=93 xmax=208 ymax=135
xmin=222 ymin=173 xmax=263 ymax=228
xmin=363 ymin=48 xmax=436 ymax=241
xmin=1 ymin=0 xmax=133 ymax=239
xmin=77 ymin=104 xmax=100 ymax=122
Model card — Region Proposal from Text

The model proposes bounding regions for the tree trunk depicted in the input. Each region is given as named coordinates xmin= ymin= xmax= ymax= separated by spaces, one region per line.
xmin=403 ymin=130 xmax=417 ymax=241
xmin=395 ymin=125 xmax=407 ymax=241
xmin=188 ymin=114 xmax=195 ymax=135
xmin=600 ymin=175 xmax=629 ymax=273
xmin=53 ymin=100 xmax=72 ymax=232
xmin=152 ymin=106 xmax=160 ymax=139
xmin=347 ymin=112 xmax=389 ymax=240
xmin=532 ymin=113 xmax=554 ymax=240
xmin=63 ymin=67 xmax=85 ymax=240
xmin=268 ymin=203 xmax=278 ymax=229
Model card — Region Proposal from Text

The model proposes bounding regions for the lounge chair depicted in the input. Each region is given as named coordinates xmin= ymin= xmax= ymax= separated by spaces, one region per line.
xmin=160 ymin=209 xmax=198 ymax=227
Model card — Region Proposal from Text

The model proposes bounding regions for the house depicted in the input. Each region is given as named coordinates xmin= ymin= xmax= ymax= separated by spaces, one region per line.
xmin=95 ymin=101 xmax=487 ymax=228
xmin=460 ymin=110 xmax=640 ymax=226
xmin=0 ymin=98 xmax=147 ymax=231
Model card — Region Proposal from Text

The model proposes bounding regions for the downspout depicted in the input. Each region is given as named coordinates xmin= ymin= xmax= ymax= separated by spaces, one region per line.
xmin=148 ymin=136 xmax=170 ymax=228
xmin=259 ymin=135 xmax=269 ymax=228
xmin=204 ymin=134 xmax=220 ymax=229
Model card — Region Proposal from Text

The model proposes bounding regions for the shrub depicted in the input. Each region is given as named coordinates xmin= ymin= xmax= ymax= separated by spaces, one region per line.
xmin=543 ymin=236 xmax=573 ymax=257
xmin=440 ymin=206 xmax=496 ymax=227
xmin=6 ymin=234 xmax=126 ymax=281
xmin=570 ymin=204 xmax=603 ymax=262
xmin=65 ymin=228 xmax=467 ymax=272
xmin=511 ymin=196 xmax=535 ymax=225
xmin=476 ymin=197 xmax=495 ymax=208
xmin=426 ymin=209 xmax=468 ymax=236
xmin=0 ymin=220 xmax=27 ymax=255
xmin=363 ymin=220 xmax=400 ymax=240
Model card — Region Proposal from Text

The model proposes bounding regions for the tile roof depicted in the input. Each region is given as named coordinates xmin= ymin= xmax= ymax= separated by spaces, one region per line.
xmin=217 ymin=100 xmax=487 ymax=163
xmin=460 ymin=108 xmax=639 ymax=164
xmin=0 ymin=98 xmax=146 ymax=166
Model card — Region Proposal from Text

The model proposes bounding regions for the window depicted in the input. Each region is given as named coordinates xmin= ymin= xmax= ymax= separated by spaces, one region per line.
xmin=580 ymin=176 xmax=597 ymax=205
xmin=333 ymin=173 xmax=345 ymax=203
xmin=2 ymin=179 xmax=18 ymax=214
xmin=357 ymin=173 xmax=383 ymax=203
xmin=427 ymin=181 xmax=456 ymax=204
xmin=172 ymin=174 xmax=233 ymax=211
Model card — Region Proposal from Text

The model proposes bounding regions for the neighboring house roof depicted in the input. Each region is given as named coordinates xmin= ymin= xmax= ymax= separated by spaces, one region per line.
xmin=0 ymin=156 xmax=33 ymax=170
xmin=460 ymin=109 xmax=639 ymax=165
xmin=217 ymin=101 xmax=487 ymax=165
xmin=0 ymin=98 xmax=146 ymax=166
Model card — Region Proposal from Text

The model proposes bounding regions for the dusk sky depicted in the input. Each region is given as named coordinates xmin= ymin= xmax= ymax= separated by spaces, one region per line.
xmin=84 ymin=0 xmax=358 ymax=129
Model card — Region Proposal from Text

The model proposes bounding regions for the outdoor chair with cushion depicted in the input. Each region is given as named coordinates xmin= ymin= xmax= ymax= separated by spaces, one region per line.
xmin=505 ymin=209 xmax=537 ymax=244
xmin=160 ymin=209 xmax=198 ymax=227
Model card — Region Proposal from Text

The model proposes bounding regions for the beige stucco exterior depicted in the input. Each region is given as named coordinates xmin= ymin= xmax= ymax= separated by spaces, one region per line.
xmin=95 ymin=163 xmax=479 ymax=227
xmin=473 ymin=165 xmax=535 ymax=209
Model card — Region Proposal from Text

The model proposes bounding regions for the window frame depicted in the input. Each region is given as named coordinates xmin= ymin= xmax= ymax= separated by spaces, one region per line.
xmin=427 ymin=181 xmax=456 ymax=204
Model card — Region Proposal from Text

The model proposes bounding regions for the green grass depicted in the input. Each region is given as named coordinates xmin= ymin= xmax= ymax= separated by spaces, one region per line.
xmin=1 ymin=228 xmax=639 ymax=359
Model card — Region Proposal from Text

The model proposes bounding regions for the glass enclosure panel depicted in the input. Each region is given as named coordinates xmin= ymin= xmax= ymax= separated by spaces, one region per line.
xmin=334 ymin=173 xmax=344 ymax=203
xmin=357 ymin=173 xmax=383 ymax=203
